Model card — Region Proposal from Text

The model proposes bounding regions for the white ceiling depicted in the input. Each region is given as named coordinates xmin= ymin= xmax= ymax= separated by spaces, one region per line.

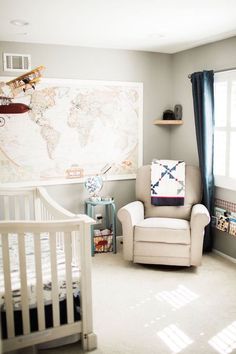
xmin=0 ymin=0 xmax=236 ymax=54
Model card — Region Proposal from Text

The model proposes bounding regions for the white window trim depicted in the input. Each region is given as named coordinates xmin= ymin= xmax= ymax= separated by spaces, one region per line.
xmin=214 ymin=70 xmax=236 ymax=190
xmin=214 ymin=175 xmax=236 ymax=190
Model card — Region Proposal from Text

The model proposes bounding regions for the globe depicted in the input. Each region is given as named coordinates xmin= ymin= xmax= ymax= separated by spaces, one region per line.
xmin=84 ymin=175 xmax=103 ymax=198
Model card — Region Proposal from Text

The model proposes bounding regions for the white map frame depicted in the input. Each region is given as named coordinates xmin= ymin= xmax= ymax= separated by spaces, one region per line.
xmin=0 ymin=77 xmax=143 ymax=187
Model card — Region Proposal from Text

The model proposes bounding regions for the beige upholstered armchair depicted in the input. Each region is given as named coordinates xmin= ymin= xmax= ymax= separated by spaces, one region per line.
xmin=117 ymin=165 xmax=210 ymax=266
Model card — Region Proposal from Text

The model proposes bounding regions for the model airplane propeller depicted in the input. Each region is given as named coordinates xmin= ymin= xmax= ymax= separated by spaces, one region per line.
xmin=0 ymin=65 xmax=45 ymax=127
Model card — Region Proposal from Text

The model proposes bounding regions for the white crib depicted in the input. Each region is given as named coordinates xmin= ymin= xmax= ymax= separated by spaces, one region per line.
xmin=0 ymin=187 xmax=97 ymax=353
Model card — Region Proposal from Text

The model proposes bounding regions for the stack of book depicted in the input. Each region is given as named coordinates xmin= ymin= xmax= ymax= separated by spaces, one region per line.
xmin=213 ymin=206 xmax=236 ymax=236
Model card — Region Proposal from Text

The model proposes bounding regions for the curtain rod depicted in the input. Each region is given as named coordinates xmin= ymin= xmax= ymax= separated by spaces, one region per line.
xmin=188 ymin=67 xmax=236 ymax=79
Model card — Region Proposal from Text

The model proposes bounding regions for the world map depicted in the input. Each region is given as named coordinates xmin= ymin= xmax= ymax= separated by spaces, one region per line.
xmin=0 ymin=78 xmax=143 ymax=185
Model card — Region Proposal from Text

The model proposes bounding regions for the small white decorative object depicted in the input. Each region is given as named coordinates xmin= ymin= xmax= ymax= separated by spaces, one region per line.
xmin=84 ymin=175 xmax=103 ymax=201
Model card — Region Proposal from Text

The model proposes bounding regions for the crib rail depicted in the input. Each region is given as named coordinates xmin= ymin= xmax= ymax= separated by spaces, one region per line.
xmin=0 ymin=187 xmax=76 ymax=221
xmin=0 ymin=218 xmax=95 ymax=352
xmin=36 ymin=187 xmax=76 ymax=220
xmin=0 ymin=188 xmax=34 ymax=220
xmin=0 ymin=187 xmax=92 ymax=267
xmin=0 ymin=185 xmax=97 ymax=352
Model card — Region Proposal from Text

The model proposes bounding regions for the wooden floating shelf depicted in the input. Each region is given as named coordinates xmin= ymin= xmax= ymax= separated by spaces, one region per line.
xmin=153 ymin=119 xmax=183 ymax=125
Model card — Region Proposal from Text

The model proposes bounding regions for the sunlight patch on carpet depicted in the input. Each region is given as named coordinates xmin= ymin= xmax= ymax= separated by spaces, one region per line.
xmin=155 ymin=285 xmax=199 ymax=309
xmin=157 ymin=324 xmax=193 ymax=353
xmin=208 ymin=321 xmax=236 ymax=354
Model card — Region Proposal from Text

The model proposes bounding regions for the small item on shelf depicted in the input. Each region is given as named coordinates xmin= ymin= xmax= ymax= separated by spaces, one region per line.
xmin=162 ymin=109 xmax=175 ymax=120
xmin=101 ymin=228 xmax=111 ymax=236
xmin=66 ymin=164 xmax=84 ymax=179
xmin=94 ymin=229 xmax=101 ymax=236
xmin=216 ymin=215 xmax=229 ymax=232
xmin=229 ymin=218 xmax=236 ymax=236
xmin=214 ymin=206 xmax=227 ymax=218
xmin=213 ymin=200 xmax=236 ymax=235
xmin=174 ymin=104 xmax=183 ymax=120
xmin=90 ymin=196 xmax=102 ymax=202
xmin=100 ymin=163 xmax=113 ymax=175
xmin=101 ymin=196 xmax=113 ymax=201
xmin=214 ymin=205 xmax=230 ymax=232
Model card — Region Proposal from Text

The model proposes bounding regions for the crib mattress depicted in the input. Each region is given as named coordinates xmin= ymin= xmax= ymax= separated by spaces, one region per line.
xmin=1 ymin=293 xmax=81 ymax=339
xmin=0 ymin=233 xmax=81 ymax=311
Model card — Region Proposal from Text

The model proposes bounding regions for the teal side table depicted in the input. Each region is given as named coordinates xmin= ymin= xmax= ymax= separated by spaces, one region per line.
xmin=85 ymin=199 xmax=117 ymax=256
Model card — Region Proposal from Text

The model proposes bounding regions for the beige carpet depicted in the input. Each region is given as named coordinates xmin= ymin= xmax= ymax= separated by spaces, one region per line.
xmin=39 ymin=241 xmax=236 ymax=354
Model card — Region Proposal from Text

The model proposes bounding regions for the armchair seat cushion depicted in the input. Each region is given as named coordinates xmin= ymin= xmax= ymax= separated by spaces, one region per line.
xmin=135 ymin=217 xmax=190 ymax=244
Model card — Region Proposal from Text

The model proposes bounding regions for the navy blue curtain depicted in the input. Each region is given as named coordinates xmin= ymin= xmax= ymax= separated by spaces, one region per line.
xmin=191 ymin=70 xmax=215 ymax=252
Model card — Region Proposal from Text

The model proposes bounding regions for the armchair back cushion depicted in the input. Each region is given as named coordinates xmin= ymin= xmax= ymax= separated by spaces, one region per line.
xmin=136 ymin=165 xmax=202 ymax=220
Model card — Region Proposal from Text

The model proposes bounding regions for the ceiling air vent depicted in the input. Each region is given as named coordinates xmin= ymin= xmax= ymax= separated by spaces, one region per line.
xmin=3 ymin=53 xmax=31 ymax=72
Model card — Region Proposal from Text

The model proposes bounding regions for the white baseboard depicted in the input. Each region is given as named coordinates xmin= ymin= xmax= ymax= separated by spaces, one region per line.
xmin=212 ymin=248 xmax=236 ymax=264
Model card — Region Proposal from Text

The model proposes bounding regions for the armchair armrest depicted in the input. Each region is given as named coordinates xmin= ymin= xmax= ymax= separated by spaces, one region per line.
xmin=190 ymin=204 xmax=210 ymax=228
xmin=117 ymin=201 xmax=144 ymax=261
xmin=190 ymin=204 xmax=210 ymax=266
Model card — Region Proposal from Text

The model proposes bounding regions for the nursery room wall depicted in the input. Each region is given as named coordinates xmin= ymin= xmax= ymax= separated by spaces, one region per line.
xmin=2 ymin=38 xmax=236 ymax=255
xmin=0 ymin=41 xmax=172 ymax=232
xmin=171 ymin=36 xmax=236 ymax=260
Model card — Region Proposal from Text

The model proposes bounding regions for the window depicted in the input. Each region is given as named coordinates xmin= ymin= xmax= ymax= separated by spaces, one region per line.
xmin=214 ymin=71 xmax=236 ymax=190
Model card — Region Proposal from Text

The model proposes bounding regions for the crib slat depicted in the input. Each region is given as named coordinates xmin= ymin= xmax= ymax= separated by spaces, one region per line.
xmin=71 ymin=231 xmax=76 ymax=265
xmin=56 ymin=232 xmax=64 ymax=251
xmin=2 ymin=234 xmax=15 ymax=338
xmin=34 ymin=233 xmax=46 ymax=331
xmin=14 ymin=196 xmax=20 ymax=219
xmin=41 ymin=203 xmax=47 ymax=220
xmin=56 ymin=232 xmax=61 ymax=248
xmin=71 ymin=231 xmax=80 ymax=267
xmin=3 ymin=196 xmax=10 ymax=219
xmin=18 ymin=233 xmax=30 ymax=334
xmin=64 ymin=232 xmax=73 ymax=324
xmin=47 ymin=210 xmax=51 ymax=220
xmin=24 ymin=196 xmax=30 ymax=219
xmin=49 ymin=232 xmax=60 ymax=327
xmin=40 ymin=203 xmax=44 ymax=220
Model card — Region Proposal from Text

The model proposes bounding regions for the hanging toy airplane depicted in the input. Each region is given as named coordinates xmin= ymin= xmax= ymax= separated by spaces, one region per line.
xmin=0 ymin=65 xmax=45 ymax=127
xmin=5 ymin=65 xmax=45 ymax=95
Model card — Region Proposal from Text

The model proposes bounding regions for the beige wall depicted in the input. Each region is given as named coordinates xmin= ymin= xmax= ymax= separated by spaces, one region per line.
xmin=0 ymin=41 xmax=173 ymax=233
xmin=0 ymin=41 xmax=173 ymax=165
xmin=172 ymin=36 xmax=236 ymax=258
xmin=1 ymin=38 xmax=236 ymax=254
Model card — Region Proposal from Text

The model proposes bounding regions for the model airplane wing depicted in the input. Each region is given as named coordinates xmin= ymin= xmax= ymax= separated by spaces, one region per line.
xmin=6 ymin=65 xmax=45 ymax=95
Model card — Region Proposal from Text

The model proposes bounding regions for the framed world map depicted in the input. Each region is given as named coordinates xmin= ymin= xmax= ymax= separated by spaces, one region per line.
xmin=0 ymin=78 xmax=143 ymax=186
